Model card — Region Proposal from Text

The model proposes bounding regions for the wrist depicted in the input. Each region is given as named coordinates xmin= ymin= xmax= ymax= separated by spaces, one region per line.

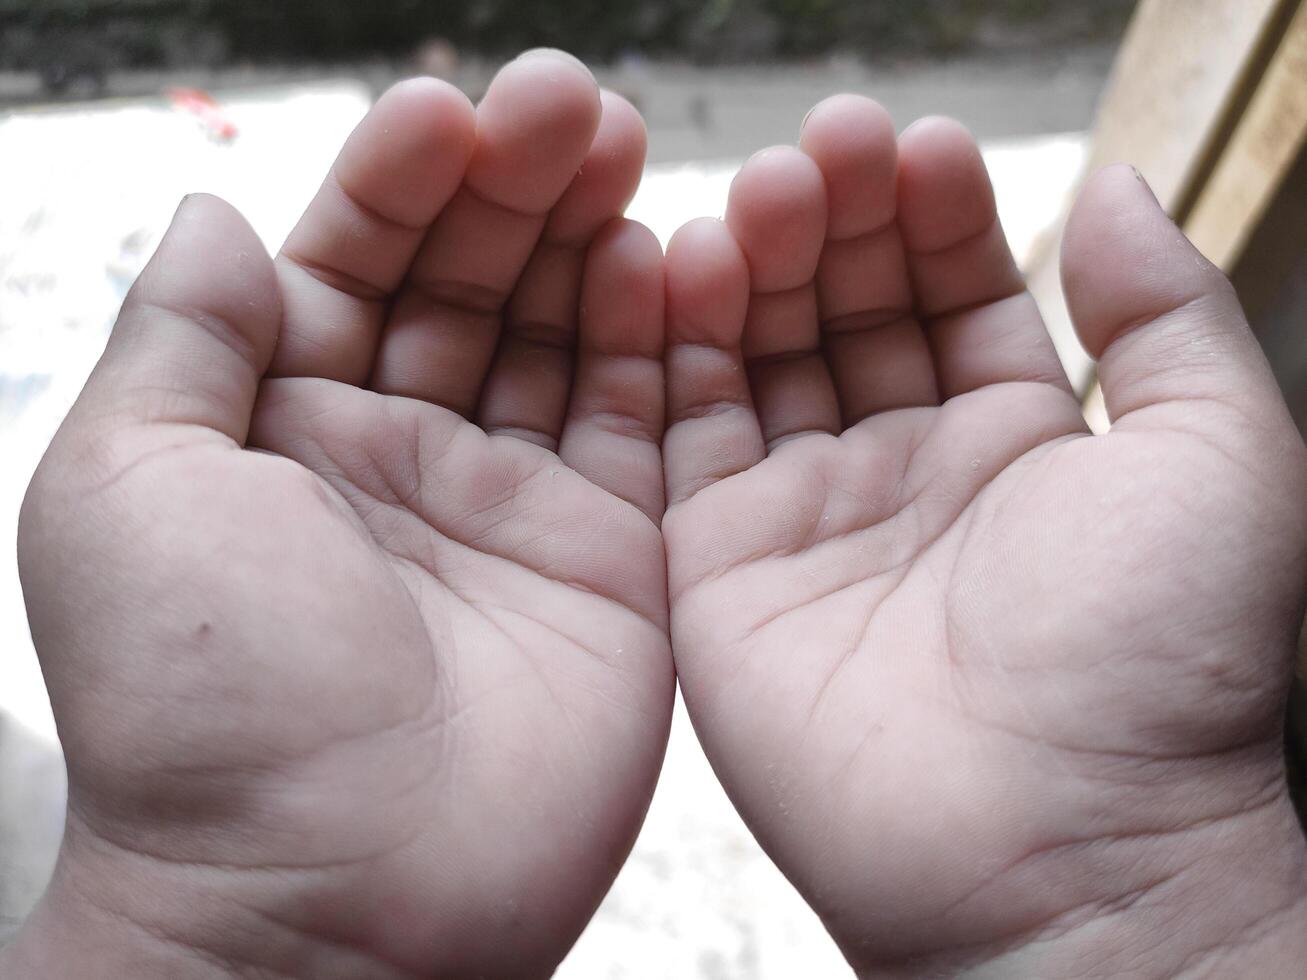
xmin=5 ymin=805 xmax=431 ymax=980
xmin=0 ymin=856 xmax=230 ymax=980
xmin=864 ymin=789 xmax=1307 ymax=979
xmin=4 ymin=811 xmax=320 ymax=980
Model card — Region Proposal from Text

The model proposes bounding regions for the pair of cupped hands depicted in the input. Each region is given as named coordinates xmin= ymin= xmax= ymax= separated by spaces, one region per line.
xmin=7 ymin=48 xmax=1307 ymax=979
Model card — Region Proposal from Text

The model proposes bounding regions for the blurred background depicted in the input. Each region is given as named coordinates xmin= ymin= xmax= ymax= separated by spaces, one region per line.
xmin=3 ymin=0 xmax=1305 ymax=976
xmin=1 ymin=1 xmax=1136 ymax=94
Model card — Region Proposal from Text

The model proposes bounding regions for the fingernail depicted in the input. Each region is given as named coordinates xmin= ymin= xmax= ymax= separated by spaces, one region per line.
xmin=170 ymin=193 xmax=197 ymax=226
xmin=799 ymin=105 xmax=817 ymax=139
xmin=1128 ymin=165 xmax=1164 ymax=210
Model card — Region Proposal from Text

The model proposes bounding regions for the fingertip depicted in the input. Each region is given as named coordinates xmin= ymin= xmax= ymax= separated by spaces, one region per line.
xmin=488 ymin=48 xmax=602 ymax=119
xmin=898 ymin=114 xmax=975 ymax=151
xmin=897 ymin=115 xmax=995 ymax=253
xmin=381 ymin=77 xmax=478 ymax=155
xmin=726 ymin=145 xmax=827 ymax=291
xmin=514 ymin=47 xmax=593 ymax=75
xmin=583 ymin=219 xmax=664 ymax=353
xmin=595 ymin=90 xmax=650 ymax=188
xmin=666 ymin=218 xmax=750 ymax=345
xmin=1060 ymin=163 xmax=1277 ymax=427
xmin=469 ymin=51 xmax=603 ymax=213
xmin=103 ymin=193 xmax=280 ymax=439
xmin=667 ymin=215 xmax=732 ymax=254
xmin=1061 ymin=163 xmax=1225 ymax=360
xmin=598 ymin=89 xmax=649 ymax=153
xmin=597 ymin=215 xmax=663 ymax=258
xmin=335 ymin=77 xmax=477 ymax=221
xmin=667 ymin=216 xmax=744 ymax=272
xmin=1064 ymin=162 xmax=1164 ymax=247
xmin=799 ymin=94 xmax=897 ymax=238
xmin=1061 ymin=164 xmax=1148 ymax=278
xmin=383 ymin=75 xmax=477 ymax=122
xmin=545 ymin=90 xmax=649 ymax=244
xmin=804 ymin=92 xmax=894 ymax=128
xmin=150 ymin=194 xmax=280 ymax=334
xmin=727 ymin=145 xmax=827 ymax=212
xmin=587 ymin=218 xmax=664 ymax=297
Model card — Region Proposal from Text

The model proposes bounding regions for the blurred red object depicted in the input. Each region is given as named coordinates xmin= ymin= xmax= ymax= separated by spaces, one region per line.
xmin=167 ymin=87 xmax=238 ymax=141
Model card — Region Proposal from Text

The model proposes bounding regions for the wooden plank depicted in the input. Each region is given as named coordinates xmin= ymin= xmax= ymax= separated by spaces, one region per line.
xmin=1087 ymin=0 xmax=1289 ymax=210
xmin=1186 ymin=1 xmax=1307 ymax=270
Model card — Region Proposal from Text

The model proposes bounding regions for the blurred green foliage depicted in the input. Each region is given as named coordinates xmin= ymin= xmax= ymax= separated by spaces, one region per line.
xmin=2 ymin=0 xmax=1138 ymax=70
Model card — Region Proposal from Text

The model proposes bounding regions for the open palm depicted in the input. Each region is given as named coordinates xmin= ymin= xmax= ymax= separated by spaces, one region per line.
xmin=17 ymin=54 xmax=671 ymax=977
xmin=663 ymin=97 xmax=1307 ymax=976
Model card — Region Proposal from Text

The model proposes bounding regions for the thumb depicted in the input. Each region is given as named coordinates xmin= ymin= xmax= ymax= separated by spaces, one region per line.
xmin=1061 ymin=164 xmax=1284 ymax=433
xmin=74 ymin=193 xmax=281 ymax=444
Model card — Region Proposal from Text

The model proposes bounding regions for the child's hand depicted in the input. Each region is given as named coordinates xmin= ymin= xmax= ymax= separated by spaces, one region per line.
xmin=662 ymin=96 xmax=1307 ymax=976
xmin=9 ymin=53 xmax=672 ymax=978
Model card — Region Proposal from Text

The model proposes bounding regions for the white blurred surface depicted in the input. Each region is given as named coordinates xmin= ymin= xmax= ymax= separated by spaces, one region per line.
xmin=0 ymin=83 xmax=1085 ymax=974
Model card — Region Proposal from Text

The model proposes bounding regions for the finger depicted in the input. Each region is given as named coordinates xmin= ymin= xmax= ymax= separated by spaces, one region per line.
xmin=271 ymin=78 xmax=476 ymax=384
xmin=799 ymin=94 xmax=938 ymax=425
xmin=73 ymin=195 xmax=279 ymax=444
xmin=897 ymin=117 xmax=1072 ymax=400
xmin=725 ymin=146 xmax=840 ymax=449
xmin=476 ymin=91 xmax=647 ymax=449
xmin=558 ymin=219 xmax=665 ymax=522
xmin=663 ymin=218 xmax=765 ymax=507
xmin=371 ymin=50 xmax=602 ymax=412
xmin=1062 ymin=164 xmax=1284 ymax=431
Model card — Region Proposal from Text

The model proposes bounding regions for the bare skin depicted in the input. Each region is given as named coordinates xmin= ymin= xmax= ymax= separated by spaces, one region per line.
xmin=662 ymin=96 xmax=1307 ymax=977
xmin=5 ymin=52 xmax=671 ymax=978
xmin=6 ymin=67 xmax=1307 ymax=978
